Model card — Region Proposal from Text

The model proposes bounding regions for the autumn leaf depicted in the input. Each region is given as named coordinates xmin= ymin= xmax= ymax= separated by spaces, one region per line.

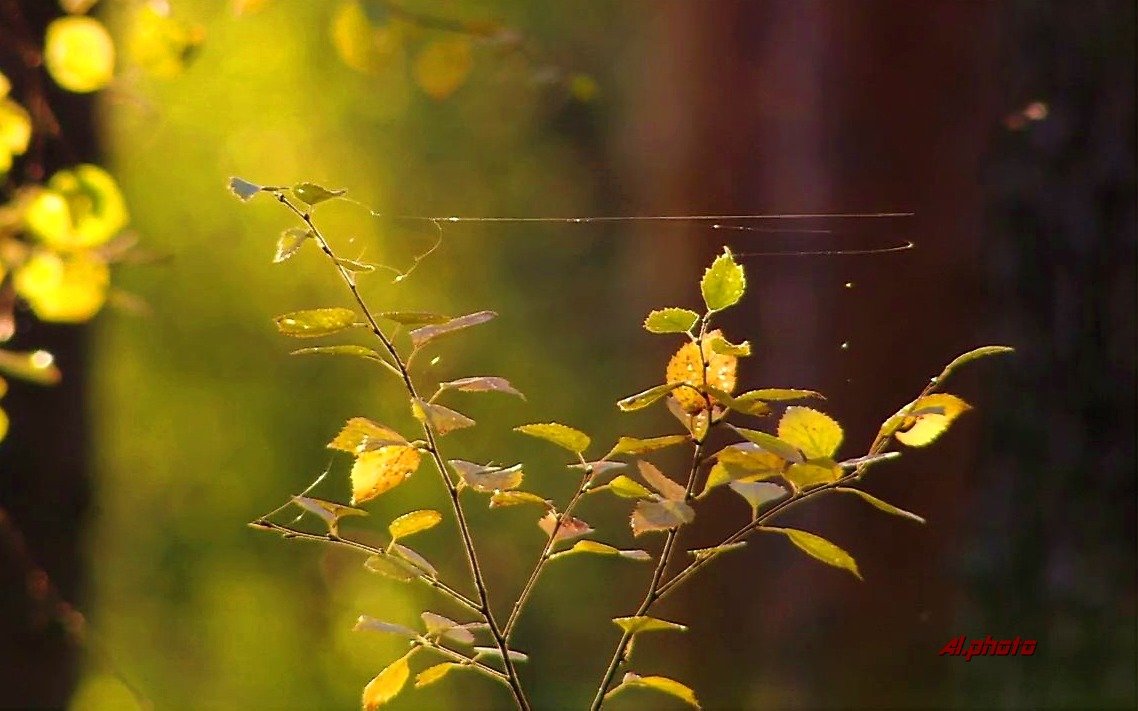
xmin=350 ymin=445 xmax=422 ymax=504
xmin=666 ymin=330 xmax=738 ymax=413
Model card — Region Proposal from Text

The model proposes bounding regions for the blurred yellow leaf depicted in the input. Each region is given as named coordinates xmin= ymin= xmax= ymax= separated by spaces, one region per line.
xmin=0 ymin=98 xmax=31 ymax=174
xmin=666 ymin=330 xmax=737 ymax=413
xmin=413 ymin=38 xmax=473 ymax=100
xmin=44 ymin=16 xmax=115 ymax=93
xmin=350 ymin=445 xmax=422 ymax=504
xmin=0 ymin=349 xmax=62 ymax=385
xmin=361 ymin=651 xmax=412 ymax=709
xmin=24 ymin=164 xmax=128 ymax=250
xmin=14 ymin=250 xmax=109 ymax=323
xmin=232 ymin=0 xmax=272 ymax=15
xmin=331 ymin=1 xmax=403 ymax=76
xmin=127 ymin=5 xmax=205 ymax=78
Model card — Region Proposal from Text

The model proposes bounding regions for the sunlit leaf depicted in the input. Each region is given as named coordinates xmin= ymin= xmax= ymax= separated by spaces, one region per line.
xmin=292 ymin=182 xmax=345 ymax=206
xmin=379 ymin=311 xmax=449 ymax=326
xmin=630 ymin=499 xmax=695 ymax=536
xmin=607 ymin=475 xmax=653 ymax=499
xmin=514 ymin=422 xmax=590 ymax=454
xmin=617 ymin=382 xmax=684 ymax=412
xmin=390 ymin=543 xmax=437 ymax=578
xmin=0 ymin=349 xmax=62 ymax=386
xmin=351 ymin=445 xmax=422 ymax=504
xmin=273 ymin=227 xmax=311 ymax=263
xmin=761 ymin=526 xmax=862 ymax=580
xmin=274 ymin=307 xmax=358 ymax=338
xmin=421 ymin=612 xmax=475 ymax=645
xmin=607 ymin=673 xmax=700 ymax=709
xmin=689 ymin=541 xmax=747 ymax=561
xmin=388 ymin=510 xmax=442 ymax=541
xmin=835 ymin=487 xmax=926 ymax=524
xmin=778 ymin=407 xmax=843 ymax=459
xmin=44 ymin=16 xmax=114 ymax=93
xmin=362 ymin=651 xmax=413 ymax=709
xmin=364 ymin=554 xmax=418 ymax=582
xmin=606 ymin=435 xmax=688 ymax=458
xmin=740 ymin=388 xmax=824 ymax=402
xmin=14 ymin=251 xmax=109 ymax=323
xmin=551 ymin=540 xmax=651 ymax=562
xmin=637 ymin=461 xmax=685 ymax=501
xmin=643 ymin=308 xmax=699 ymax=334
xmin=472 ymin=647 xmax=528 ymax=663
xmin=439 ymin=376 xmax=525 ymax=400
xmin=938 ymin=345 xmax=1015 ymax=383
xmin=291 ymin=345 xmax=398 ymax=376
xmin=666 ymin=397 xmax=711 ymax=440
xmin=716 ymin=443 xmax=786 ymax=480
xmin=0 ymin=97 xmax=31 ymax=169
xmin=291 ymin=496 xmax=368 ymax=536
xmin=488 ymin=491 xmax=550 ymax=509
xmin=228 ymin=176 xmax=261 ymax=201
xmin=701 ymin=246 xmax=745 ymax=312
xmin=706 ymin=334 xmax=751 ymax=357
xmin=449 ymin=460 xmax=524 ymax=493
xmin=413 ymin=38 xmax=473 ymax=99
xmin=414 ymin=663 xmax=459 ymax=689
xmin=328 ymin=417 xmax=407 ymax=454
xmin=613 ymin=616 xmax=688 ymax=635
xmin=894 ymin=393 xmax=972 ymax=447
xmin=409 ymin=310 xmax=496 ymax=350
xmin=730 ymin=426 xmax=804 ymax=464
xmin=412 ymin=399 xmax=475 ymax=436
xmin=728 ymin=481 xmax=787 ymax=518
xmin=783 ymin=459 xmax=841 ymax=489
xmin=353 ymin=615 xmax=417 ymax=638
xmin=538 ymin=511 xmax=593 ymax=542
xmin=666 ymin=331 xmax=737 ymax=413
xmin=26 ymin=164 xmax=128 ymax=249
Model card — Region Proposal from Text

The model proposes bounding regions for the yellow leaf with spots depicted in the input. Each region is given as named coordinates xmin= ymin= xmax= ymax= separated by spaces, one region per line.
xmin=351 ymin=445 xmax=422 ymax=505
xmin=665 ymin=330 xmax=737 ymax=413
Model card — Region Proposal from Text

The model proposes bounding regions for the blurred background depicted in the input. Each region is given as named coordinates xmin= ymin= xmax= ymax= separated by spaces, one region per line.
xmin=0 ymin=0 xmax=1134 ymax=709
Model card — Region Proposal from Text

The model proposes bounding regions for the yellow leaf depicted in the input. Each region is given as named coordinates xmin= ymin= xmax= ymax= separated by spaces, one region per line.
xmin=630 ymin=499 xmax=694 ymax=536
xmin=762 ymin=526 xmax=862 ymax=580
xmin=613 ymin=616 xmax=688 ymax=634
xmin=0 ymin=407 xmax=8 ymax=442
xmin=665 ymin=330 xmax=737 ymax=413
xmin=25 ymin=164 xmax=128 ymax=250
xmin=331 ymin=1 xmax=404 ymax=75
xmin=350 ymin=445 xmax=422 ymax=505
xmin=0 ymin=98 xmax=31 ymax=168
xmin=783 ymin=459 xmax=841 ymax=490
xmin=14 ymin=251 xmax=108 ymax=323
xmin=488 ymin=490 xmax=550 ymax=509
xmin=894 ymin=393 xmax=971 ymax=447
xmin=274 ymin=307 xmax=358 ymax=337
xmin=328 ymin=417 xmax=407 ymax=454
xmin=413 ymin=38 xmax=473 ymax=100
xmin=44 ymin=17 xmax=115 ymax=93
xmin=606 ymin=434 xmax=688 ymax=457
xmin=610 ymin=673 xmax=701 ymax=708
xmin=361 ymin=652 xmax=412 ymax=709
xmin=414 ymin=662 xmax=459 ymax=689
xmin=514 ymin=422 xmax=590 ymax=453
xmin=636 ymin=461 xmax=685 ymax=501
xmin=127 ymin=5 xmax=205 ymax=78
xmin=607 ymin=475 xmax=653 ymax=499
xmin=777 ymin=406 xmax=843 ymax=459
xmin=538 ymin=511 xmax=593 ymax=542
xmin=388 ymin=509 xmax=442 ymax=541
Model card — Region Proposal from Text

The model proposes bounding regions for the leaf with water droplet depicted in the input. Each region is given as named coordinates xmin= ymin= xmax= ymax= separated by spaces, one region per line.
xmin=643 ymin=308 xmax=699 ymax=334
xmin=783 ymin=459 xmax=841 ymax=490
xmin=761 ymin=526 xmax=862 ymax=580
xmin=549 ymin=540 xmax=652 ymax=562
xmin=514 ymin=422 xmax=590 ymax=454
xmin=388 ymin=509 xmax=442 ymax=541
xmin=409 ymin=310 xmax=496 ymax=350
xmin=274 ymin=308 xmax=358 ymax=338
xmin=292 ymin=182 xmax=346 ymax=206
xmin=666 ymin=332 xmax=737 ymax=413
xmin=706 ymin=334 xmax=751 ymax=357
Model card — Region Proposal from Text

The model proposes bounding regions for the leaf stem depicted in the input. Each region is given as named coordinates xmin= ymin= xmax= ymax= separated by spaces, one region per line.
xmin=273 ymin=195 xmax=530 ymax=711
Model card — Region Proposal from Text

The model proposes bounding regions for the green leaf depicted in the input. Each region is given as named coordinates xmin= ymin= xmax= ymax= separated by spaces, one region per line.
xmin=438 ymin=376 xmax=525 ymax=400
xmin=727 ymin=481 xmax=787 ymax=518
xmin=730 ymin=426 xmax=804 ymax=464
xmin=409 ymin=310 xmax=496 ymax=350
xmin=607 ymin=673 xmax=700 ymax=708
xmin=292 ymin=182 xmax=346 ymax=206
xmin=761 ymin=526 xmax=862 ymax=580
xmin=228 ymin=176 xmax=261 ymax=201
xmin=538 ymin=511 xmax=593 ymax=542
xmin=352 ymin=615 xmax=417 ymax=638
xmin=364 ymin=554 xmax=419 ymax=582
xmin=607 ymin=434 xmax=689 ymax=458
xmin=328 ymin=417 xmax=408 ymax=454
xmin=514 ymin=422 xmax=590 ymax=454
xmin=550 ymin=540 xmax=651 ymax=562
xmin=783 ymin=459 xmax=842 ymax=489
xmin=388 ymin=509 xmax=443 ymax=541
xmin=706 ymin=334 xmax=751 ymax=357
xmin=0 ymin=349 xmax=62 ymax=385
xmin=616 ymin=382 xmax=685 ymax=412
xmin=701 ymin=246 xmax=745 ymax=312
xmin=893 ymin=393 xmax=971 ymax=447
xmin=290 ymin=345 xmax=399 ymax=376
xmin=613 ymin=616 xmax=688 ymax=635
xmin=630 ymin=499 xmax=695 ymax=536
xmin=488 ymin=491 xmax=550 ymax=509
xmin=412 ymin=399 xmax=476 ymax=436
xmin=643 ymin=308 xmax=699 ymax=334
xmin=778 ymin=406 xmax=843 ymax=459
xmin=362 ymin=651 xmax=413 ymax=709
xmin=274 ymin=227 xmax=310 ymax=263
xmin=835 ymin=487 xmax=926 ymax=524
xmin=378 ymin=311 xmax=450 ymax=326
xmin=738 ymin=388 xmax=824 ymax=402
xmin=637 ymin=461 xmax=686 ymax=501
xmin=938 ymin=345 xmax=1014 ymax=383
xmin=421 ymin=612 xmax=475 ymax=645
xmin=414 ymin=663 xmax=459 ymax=689
xmin=689 ymin=541 xmax=747 ymax=561
xmin=290 ymin=496 xmax=368 ymax=536
xmin=607 ymin=475 xmax=653 ymax=499
xmin=274 ymin=307 xmax=358 ymax=338
xmin=449 ymin=460 xmax=524 ymax=493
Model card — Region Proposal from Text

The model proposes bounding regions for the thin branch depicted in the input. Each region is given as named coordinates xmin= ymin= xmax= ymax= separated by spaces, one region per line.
xmin=418 ymin=640 xmax=509 ymax=684
xmin=272 ymin=194 xmax=531 ymax=711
